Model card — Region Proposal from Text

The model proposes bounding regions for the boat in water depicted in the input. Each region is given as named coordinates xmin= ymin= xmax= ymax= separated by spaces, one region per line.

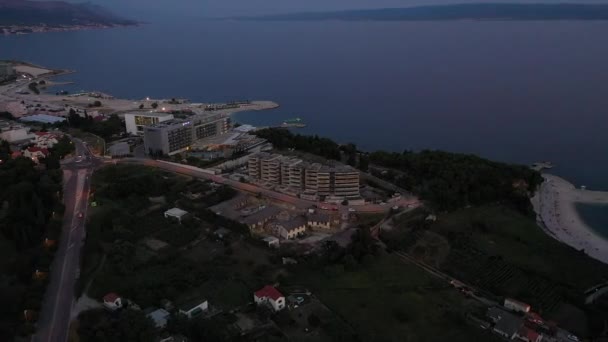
xmin=281 ymin=117 xmax=306 ymax=128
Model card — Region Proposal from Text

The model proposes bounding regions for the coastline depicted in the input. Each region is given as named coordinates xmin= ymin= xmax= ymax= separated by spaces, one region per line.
xmin=1 ymin=62 xmax=279 ymax=120
xmin=532 ymin=173 xmax=608 ymax=264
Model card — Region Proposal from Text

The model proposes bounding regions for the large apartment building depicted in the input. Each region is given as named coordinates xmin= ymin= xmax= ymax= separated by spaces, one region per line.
xmin=143 ymin=113 xmax=230 ymax=155
xmin=124 ymin=112 xmax=174 ymax=136
xmin=248 ymin=153 xmax=360 ymax=200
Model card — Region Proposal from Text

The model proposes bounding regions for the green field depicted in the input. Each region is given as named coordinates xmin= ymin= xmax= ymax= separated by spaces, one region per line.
xmin=383 ymin=204 xmax=608 ymax=335
xmin=288 ymin=253 xmax=500 ymax=342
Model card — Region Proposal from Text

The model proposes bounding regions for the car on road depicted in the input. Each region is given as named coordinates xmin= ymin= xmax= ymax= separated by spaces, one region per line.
xmin=348 ymin=208 xmax=356 ymax=212
xmin=568 ymin=335 xmax=580 ymax=342
xmin=77 ymin=212 xmax=83 ymax=218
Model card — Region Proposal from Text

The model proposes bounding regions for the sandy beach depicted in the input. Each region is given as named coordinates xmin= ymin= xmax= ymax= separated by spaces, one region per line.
xmin=532 ymin=174 xmax=608 ymax=264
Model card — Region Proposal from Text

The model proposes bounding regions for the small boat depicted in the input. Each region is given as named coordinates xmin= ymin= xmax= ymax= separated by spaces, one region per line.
xmin=281 ymin=117 xmax=306 ymax=128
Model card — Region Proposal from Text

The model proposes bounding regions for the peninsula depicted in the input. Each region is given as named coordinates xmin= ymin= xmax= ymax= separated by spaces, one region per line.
xmin=0 ymin=0 xmax=137 ymax=35
xmin=245 ymin=3 xmax=608 ymax=21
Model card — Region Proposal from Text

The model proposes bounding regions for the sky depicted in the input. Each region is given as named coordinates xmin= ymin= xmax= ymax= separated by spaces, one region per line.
xmin=66 ymin=0 xmax=608 ymax=19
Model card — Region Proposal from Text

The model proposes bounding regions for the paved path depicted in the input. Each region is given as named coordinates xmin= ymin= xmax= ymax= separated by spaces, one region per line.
xmin=114 ymin=158 xmax=419 ymax=214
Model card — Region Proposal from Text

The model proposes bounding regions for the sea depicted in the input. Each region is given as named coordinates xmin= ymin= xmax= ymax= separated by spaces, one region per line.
xmin=2 ymin=19 xmax=608 ymax=193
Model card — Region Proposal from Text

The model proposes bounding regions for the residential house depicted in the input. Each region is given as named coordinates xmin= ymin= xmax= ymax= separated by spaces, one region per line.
xmin=243 ymin=206 xmax=281 ymax=232
xmin=23 ymin=146 xmax=49 ymax=161
xmin=492 ymin=310 xmax=523 ymax=339
xmin=273 ymin=217 xmax=307 ymax=240
xmin=307 ymin=213 xmax=331 ymax=229
xmin=254 ymin=285 xmax=285 ymax=312
xmin=515 ymin=326 xmax=542 ymax=342
xmin=103 ymin=293 xmax=123 ymax=311
xmin=504 ymin=298 xmax=531 ymax=314
xmin=164 ymin=208 xmax=189 ymax=223
xmin=262 ymin=236 xmax=279 ymax=248
xmin=178 ymin=299 xmax=208 ymax=319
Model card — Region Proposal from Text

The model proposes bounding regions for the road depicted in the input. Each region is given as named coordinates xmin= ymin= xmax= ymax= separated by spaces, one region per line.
xmin=114 ymin=158 xmax=419 ymax=214
xmin=32 ymin=139 xmax=101 ymax=342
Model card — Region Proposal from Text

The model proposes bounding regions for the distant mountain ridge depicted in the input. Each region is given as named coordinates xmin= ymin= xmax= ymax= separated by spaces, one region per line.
xmin=0 ymin=0 xmax=136 ymax=26
xmin=243 ymin=3 xmax=608 ymax=21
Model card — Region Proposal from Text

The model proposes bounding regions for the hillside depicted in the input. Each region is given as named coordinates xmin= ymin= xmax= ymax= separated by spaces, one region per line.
xmin=246 ymin=3 xmax=608 ymax=21
xmin=0 ymin=0 xmax=136 ymax=26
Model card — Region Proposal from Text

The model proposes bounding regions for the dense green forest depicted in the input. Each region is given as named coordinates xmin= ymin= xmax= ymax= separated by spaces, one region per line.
xmin=254 ymin=128 xmax=541 ymax=213
xmin=369 ymin=150 xmax=542 ymax=213
xmin=254 ymin=128 xmax=342 ymax=161
xmin=0 ymin=140 xmax=67 ymax=339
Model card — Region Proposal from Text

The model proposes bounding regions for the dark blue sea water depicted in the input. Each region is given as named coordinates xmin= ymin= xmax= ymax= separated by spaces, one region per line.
xmin=2 ymin=19 xmax=608 ymax=190
xmin=576 ymin=203 xmax=608 ymax=240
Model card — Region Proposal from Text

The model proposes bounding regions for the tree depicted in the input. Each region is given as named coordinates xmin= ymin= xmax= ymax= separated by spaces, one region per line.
xmin=308 ymin=313 xmax=321 ymax=327
xmin=151 ymin=102 xmax=158 ymax=109
xmin=28 ymin=82 xmax=40 ymax=94
xmin=138 ymin=104 xmax=144 ymax=109
xmin=78 ymin=309 xmax=156 ymax=342
xmin=358 ymin=154 xmax=369 ymax=172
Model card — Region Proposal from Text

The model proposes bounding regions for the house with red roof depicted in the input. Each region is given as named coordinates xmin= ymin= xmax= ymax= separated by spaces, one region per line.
xmin=515 ymin=326 xmax=542 ymax=342
xmin=103 ymin=292 xmax=123 ymax=311
xmin=23 ymin=147 xmax=49 ymax=162
xmin=254 ymin=285 xmax=285 ymax=312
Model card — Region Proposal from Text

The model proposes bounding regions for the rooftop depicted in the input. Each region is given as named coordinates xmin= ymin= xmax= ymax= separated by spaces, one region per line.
xmin=255 ymin=285 xmax=284 ymax=301
xmin=103 ymin=292 xmax=120 ymax=303
xmin=27 ymin=146 xmax=49 ymax=155
xmin=125 ymin=112 xmax=174 ymax=118
xmin=165 ymin=207 xmax=188 ymax=217
xmin=276 ymin=216 xmax=307 ymax=231
xmin=242 ymin=206 xmax=281 ymax=225
xmin=178 ymin=297 xmax=208 ymax=312
xmin=517 ymin=326 xmax=540 ymax=342
xmin=493 ymin=310 xmax=523 ymax=336
xmin=308 ymin=213 xmax=331 ymax=223
xmin=262 ymin=236 xmax=279 ymax=243
xmin=147 ymin=118 xmax=191 ymax=129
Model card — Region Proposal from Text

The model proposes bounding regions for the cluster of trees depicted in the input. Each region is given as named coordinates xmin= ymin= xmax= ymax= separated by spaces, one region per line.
xmin=369 ymin=150 xmax=542 ymax=213
xmin=66 ymin=109 xmax=124 ymax=140
xmin=50 ymin=135 xmax=75 ymax=159
xmin=28 ymin=82 xmax=39 ymax=94
xmin=87 ymin=100 xmax=102 ymax=108
xmin=0 ymin=142 xmax=65 ymax=339
xmin=254 ymin=128 xmax=342 ymax=161
xmin=77 ymin=309 xmax=156 ymax=342
xmin=314 ymin=228 xmax=380 ymax=276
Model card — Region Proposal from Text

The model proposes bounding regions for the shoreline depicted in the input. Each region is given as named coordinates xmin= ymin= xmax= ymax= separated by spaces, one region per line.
xmin=0 ymin=62 xmax=279 ymax=117
xmin=532 ymin=173 xmax=608 ymax=264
